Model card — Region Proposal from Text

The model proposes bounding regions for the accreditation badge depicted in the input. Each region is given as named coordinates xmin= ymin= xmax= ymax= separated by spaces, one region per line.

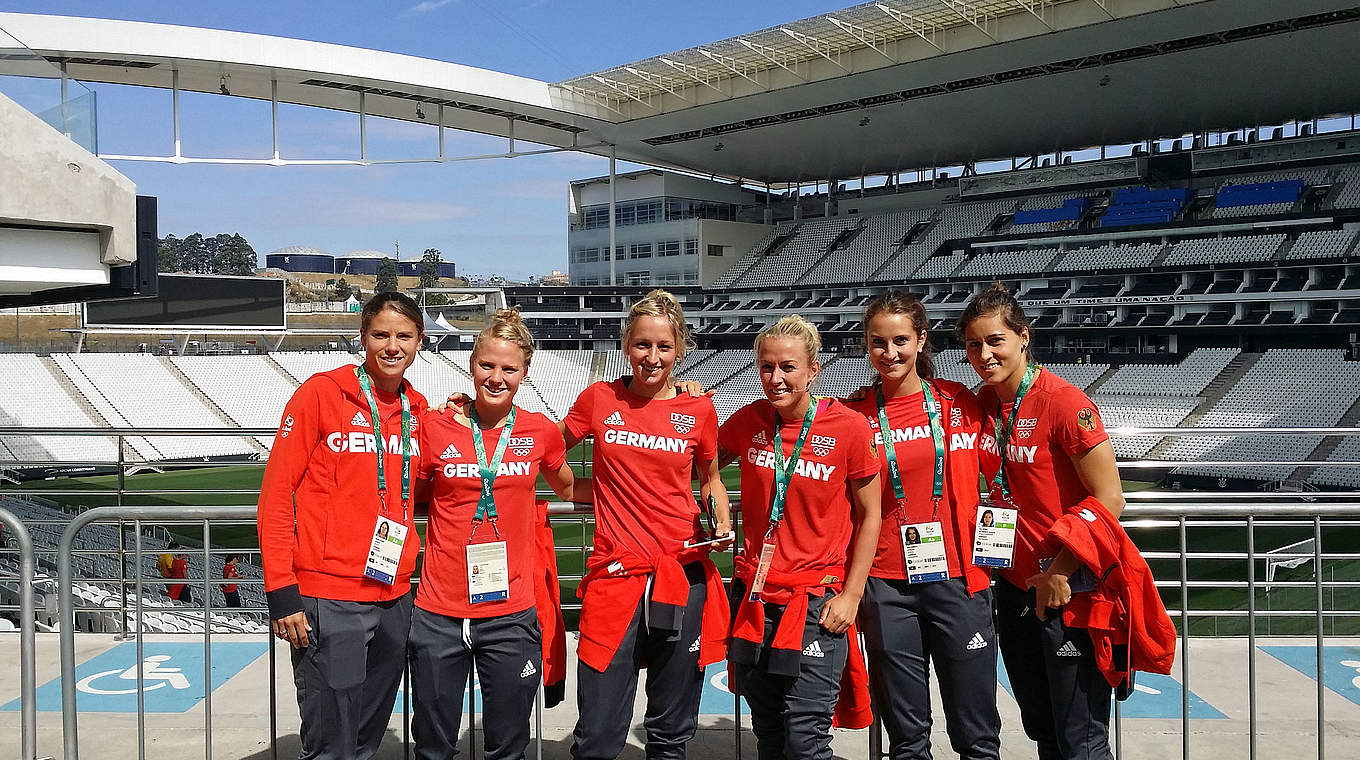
xmin=466 ymin=541 xmax=510 ymax=604
xmin=972 ymin=501 xmax=1017 ymax=568
xmin=364 ymin=516 xmax=408 ymax=585
xmin=747 ymin=540 xmax=776 ymax=602
xmin=902 ymin=521 xmax=949 ymax=583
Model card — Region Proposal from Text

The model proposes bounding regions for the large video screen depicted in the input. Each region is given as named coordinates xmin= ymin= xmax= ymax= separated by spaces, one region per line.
xmin=84 ymin=274 xmax=286 ymax=329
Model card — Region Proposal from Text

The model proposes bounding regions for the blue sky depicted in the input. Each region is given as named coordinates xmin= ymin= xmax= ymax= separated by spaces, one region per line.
xmin=2 ymin=1 xmax=850 ymax=280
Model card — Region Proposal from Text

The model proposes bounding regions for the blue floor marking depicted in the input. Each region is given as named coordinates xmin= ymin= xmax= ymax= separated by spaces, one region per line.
xmin=700 ymin=662 xmax=749 ymax=716
xmin=6 ymin=641 xmax=266 ymax=713
xmin=1261 ymin=645 xmax=1360 ymax=707
xmin=998 ymin=657 xmax=1225 ymax=719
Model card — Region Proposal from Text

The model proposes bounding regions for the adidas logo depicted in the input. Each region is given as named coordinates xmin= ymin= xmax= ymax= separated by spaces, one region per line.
xmin=520 ymin=660 xmax=537 ymax=678
xmin=801 ymin=640 xmax=826 ymax=658
xmin=439 ymin=443 xmax=461 ymax=460
xmin=1055 ymin=641 xmax=1081 ymax=658
xmin=752 ymin=430 xmax=768 ymax=445
xmin=688 ymin=638 xmax=700 ymax=653
xmin=604 ymin=411 xmax=625 ymax=426
xmin=965 ymin=632 xmax=988 ymax=651
xmin=351 ymin=412 xmax=370 ymax=428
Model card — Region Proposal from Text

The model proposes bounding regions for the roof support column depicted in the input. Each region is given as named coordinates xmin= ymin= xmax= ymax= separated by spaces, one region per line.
xmin=271 ymin=78 xmax=279 ymax=162
xmin=172 ymin=68 xmax=181 ymax=160
xmin=609 ymin=145 xmax=617 ymax=287
xmin=59 ymin=61 xmax=69 ymax=139
xmin=359 ymin=91 xmax=367 ymax=162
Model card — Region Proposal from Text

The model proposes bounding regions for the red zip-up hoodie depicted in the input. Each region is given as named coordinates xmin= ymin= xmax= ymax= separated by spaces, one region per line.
xmin=258 ymin=365 xmax=427 ymax=618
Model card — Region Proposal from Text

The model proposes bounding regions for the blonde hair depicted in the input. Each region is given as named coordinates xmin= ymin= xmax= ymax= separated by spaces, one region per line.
xmin=473 ymin=308 xmax=535 ymax=368
xmin=754 ymin=315 xmax=822 ymax=363
xmin=624 ymin=289 xmax=695 ymax=359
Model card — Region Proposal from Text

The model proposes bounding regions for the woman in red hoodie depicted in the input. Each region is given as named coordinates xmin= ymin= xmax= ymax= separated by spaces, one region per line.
xmin=960 ymin=283 xmax=1124 ymax=760
xmin=843 ymin=291 xmax=1001 ymax=760
xmin=717 ymin=315 xmax=881 ymax=760
xmin=567 ymin=289 xmax=731 ymax=760
xmin=258 ymin=292 xmax=428 ymax=760
xmin=410 ymin=308 xmax=576 ymax=760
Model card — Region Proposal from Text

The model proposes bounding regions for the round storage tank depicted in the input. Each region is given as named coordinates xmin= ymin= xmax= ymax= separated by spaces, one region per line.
xmin=394 ymin=259 xmax=457 ymax=279
xmin=266 ymin=245 xmax=334 ymax=274
xmin=335 ymin=250 xmax=391 ymax=276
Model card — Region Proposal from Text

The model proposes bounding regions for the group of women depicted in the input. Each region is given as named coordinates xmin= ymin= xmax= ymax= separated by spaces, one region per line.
xmin=258 ymin=284 xmax=1125 ymax=760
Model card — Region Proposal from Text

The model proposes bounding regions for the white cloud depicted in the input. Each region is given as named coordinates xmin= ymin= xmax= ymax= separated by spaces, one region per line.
xmin=403 ymin=0 xmax=456 ymax=16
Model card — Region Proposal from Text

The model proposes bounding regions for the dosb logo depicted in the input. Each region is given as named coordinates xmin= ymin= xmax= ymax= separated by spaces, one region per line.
xmin=1015 ymin=418 xmax=1039 ymax=439
xmin=671 ymin=413 xmax=696 ymax=434
xmin=507 ymin=436 xmax=535 ymax=457
xmin=810 ymin=435 xmax=837 ymax=457
xmin=279 ymin=415 xmax=294 ymax=438
xmin=950 ymin=408 xmax=963 ymax=428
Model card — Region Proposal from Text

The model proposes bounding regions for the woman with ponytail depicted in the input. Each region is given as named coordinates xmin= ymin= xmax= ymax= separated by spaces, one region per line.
xmin=959 ymin=283 xmax=1125 ymax=760
xmin=410 ymin=309 xmax=577 ymax=760
xmin=566 ymin=289 xmax=732 ymax=760
xmin=717 ymin=315 xmax=882 ymax=760
xmin=842 ymin=291 xmax=1001 ymax=760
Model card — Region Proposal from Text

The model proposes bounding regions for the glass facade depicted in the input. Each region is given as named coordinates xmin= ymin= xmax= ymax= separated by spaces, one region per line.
xmin=575 ymin=196 xmax=742 ymax=230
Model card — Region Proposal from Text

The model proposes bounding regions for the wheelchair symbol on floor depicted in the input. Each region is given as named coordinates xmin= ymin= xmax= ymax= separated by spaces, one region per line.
xmin=77 ymin=654 xmax=191 ymax=695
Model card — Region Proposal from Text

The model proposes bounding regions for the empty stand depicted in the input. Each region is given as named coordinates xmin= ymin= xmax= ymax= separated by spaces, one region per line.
xmin=802 ymin=210 xmax=931 ymax=285
xmin=171 ymin=356 xmax=298 ymax=448
xmin=0 ymin=354 xmax=119 ymax=463
xmin=1097 ymin=348 xmax=1240 ymax=397
xmin=958 ymin=247 xmax=1059 ymax=279
xmin=1161 ymin=234 xmax=1286 ymax=266
xmin=270 ymin=351 xmax=359 ymax=383
xmin=1093 ymin=395 xmax=1200 ymax=458
xmin=1285 ymin=228 xmax=1357 ymax=261
xmin=523 ymin=350 xmax=593 ymax=419
xmin=729 ymin=216 xmax=861 ymax=289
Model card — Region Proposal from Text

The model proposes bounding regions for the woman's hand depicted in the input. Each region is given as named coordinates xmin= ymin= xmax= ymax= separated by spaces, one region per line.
xmin=272 ymin=611 xmax=312 ymax=649
xmin=818 ymin=590 xmax=861 ymax=634
xmin=1026 ymin=570 xmax=1072 ymax=620
xmin=672 ymin=379 xmax=715 ymax=397
xmin=710 ymin=519 xmax=735 ymax=551
xmin=436 ymin=392 xmax=472 ymax=414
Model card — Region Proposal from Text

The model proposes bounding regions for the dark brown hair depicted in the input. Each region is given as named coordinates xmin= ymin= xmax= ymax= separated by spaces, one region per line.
xmin=360 ymin=292 xmax=424 ymax=336
xmin=956 ymin=282 xmax=1034 ymax=363
xmin=863 ymin=290 xmax=935 ymax=378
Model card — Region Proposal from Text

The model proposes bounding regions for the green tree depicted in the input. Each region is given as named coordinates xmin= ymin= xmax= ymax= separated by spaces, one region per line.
xmin=178 ymin=233 xmax=209 ymax=274
xmin=418 ymin=248 xmax=448 ymax=305
xmin=157 ymin=234 xmax=181 ymax=272
xmin=215 ymin=233 xmax=258 ymax=275
xmin=375 ymin=258 xmax=399 ymax=293
xmin=333 ymin=277 xmax=352 ymax=301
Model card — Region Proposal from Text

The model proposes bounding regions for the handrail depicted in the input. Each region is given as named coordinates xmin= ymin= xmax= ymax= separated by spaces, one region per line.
xmin=0 ymin=506 xmax=38 ymax=760
xmin=56 ymin=504 xmax=259 ymax=760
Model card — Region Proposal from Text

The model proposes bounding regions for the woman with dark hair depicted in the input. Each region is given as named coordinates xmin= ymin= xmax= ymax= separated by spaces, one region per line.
xmin=958 ymin=282 xmax=1124 ymax=760
xmin=258 ymin=291 xmax=429 ymax=760
xmin=843 ymin=290 xmax=1000 ymax=760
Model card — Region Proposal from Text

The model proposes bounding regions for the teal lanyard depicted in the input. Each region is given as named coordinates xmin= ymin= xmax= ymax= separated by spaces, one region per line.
xmin=355 ymin=364 xmax=413 ymax=520
xmin=875 ymin=381 xmax=945 ymax=519
xmin=991 ymin=363 xmax=1040 ymax=500
xmin=469 ymin=405 xmax=517 ymax=523
xmin=769 ymin=399 xmax=818 ymax=530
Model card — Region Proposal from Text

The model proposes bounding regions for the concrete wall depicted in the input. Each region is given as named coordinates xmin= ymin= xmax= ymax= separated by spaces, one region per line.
xmin=697 ymin=219 xmax=771 ymax=287
xmin=0 ymin=91 xmax=137 ymax=266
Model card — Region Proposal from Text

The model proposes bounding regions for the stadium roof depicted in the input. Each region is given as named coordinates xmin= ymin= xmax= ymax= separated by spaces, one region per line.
xmin=3 ymin=1 xmax=1359 ymax=183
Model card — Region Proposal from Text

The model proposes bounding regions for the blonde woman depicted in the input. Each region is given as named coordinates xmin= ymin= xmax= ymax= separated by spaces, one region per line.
xmin=411 ymin=309 xmax=576 ymax=760
xmin=566 ymin=289 xmax=732 ymax=760
xmin=717 ymin=315 xmax=881 ymax=760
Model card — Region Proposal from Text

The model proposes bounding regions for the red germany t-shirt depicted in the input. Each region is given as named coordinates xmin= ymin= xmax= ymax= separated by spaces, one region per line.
xmin=718 ymin=398 xmax=879 ymax=604
xmin=415 ymin=407 xmax=565 ymax=619
xmin=564 ymin=380 xmax=718 ymax=566
xmin=844 ymin=388 xmax=973 ymax=580
xmin=976 ymin=368 xmax=1110 ymax=587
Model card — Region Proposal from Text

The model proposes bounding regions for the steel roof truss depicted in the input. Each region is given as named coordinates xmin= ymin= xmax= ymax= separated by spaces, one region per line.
xmin=874 ymin=2 xmax=946 ymax=53
xmin=779 ymin=28 xmax=853 ymax=74
xmin=1012 ymin=0 xmax=1056 ymax=31
xmin=657 ymin=58 xmax=727 ymax=95
xmin=936 ymin=0 xmax=1000 ymax=41
xmin=589 ymin=74 xmax=660 ymax=110
xmin=623 ymin=66 xmax=692 ymax=102
xmin=556 ymin=83 xmax=629 ymax=117
xmin=824 ymin=16 xmax=898 ymax=63
xmin=696 ymin=49 xmax=765 ymax=89
xmin=736 ymin=38 xmax=806 ymax=82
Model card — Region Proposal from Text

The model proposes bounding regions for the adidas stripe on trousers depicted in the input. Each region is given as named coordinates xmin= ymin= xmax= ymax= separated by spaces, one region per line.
xmin=995 ymin=579 xmax=1113 ymax=760
xmin=291 ymin=593 xmax=412 ymax=760
xmin=731 ymin=588 xmax=847 ymax=760
xmin=571 ymin=561 xmax=707 ymax=760
xmin=858 ymin=576 xmax=1001 ymax=760
xmin=408 ymin=606 xmax=543 ymax=760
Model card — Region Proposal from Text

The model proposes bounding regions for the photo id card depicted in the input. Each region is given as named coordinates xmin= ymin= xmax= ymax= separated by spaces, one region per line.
xmin=747 ymin=540 xmax=776 ymax=602
xmin=902 ymin=521 xmax=949 ymax=583
xmin=972 ymin=502 xmax=1017 ymax=568
xmin=466 ymin=541 xmax=510 ymax=604
xmin=364 ymin=516 xmax=408 ymax=585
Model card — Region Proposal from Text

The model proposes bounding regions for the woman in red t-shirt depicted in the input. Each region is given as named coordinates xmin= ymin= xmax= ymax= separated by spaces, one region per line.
xmin=717 ymin=315 xmax=881 ymax=760
xmin=565 ymin=289 xmax=732 ymax=760
xmin=410 ymin=308 xmax=576 ymax=760
xmin=959 ymin=283 xmax=1124 ymax=760
xmin=842 ymin=291 xmax=1001 ymax=760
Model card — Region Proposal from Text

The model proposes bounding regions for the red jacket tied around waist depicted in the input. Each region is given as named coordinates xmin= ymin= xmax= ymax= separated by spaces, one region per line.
xmin=1043 ymin=496 xmax=1177 ymax=687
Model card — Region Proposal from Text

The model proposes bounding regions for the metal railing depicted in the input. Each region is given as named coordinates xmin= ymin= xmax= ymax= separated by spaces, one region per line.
xmin=0 ymin=505 xmax=38 ymax=760
xmin=0 ymin=425 xmax=1358 ymax=760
